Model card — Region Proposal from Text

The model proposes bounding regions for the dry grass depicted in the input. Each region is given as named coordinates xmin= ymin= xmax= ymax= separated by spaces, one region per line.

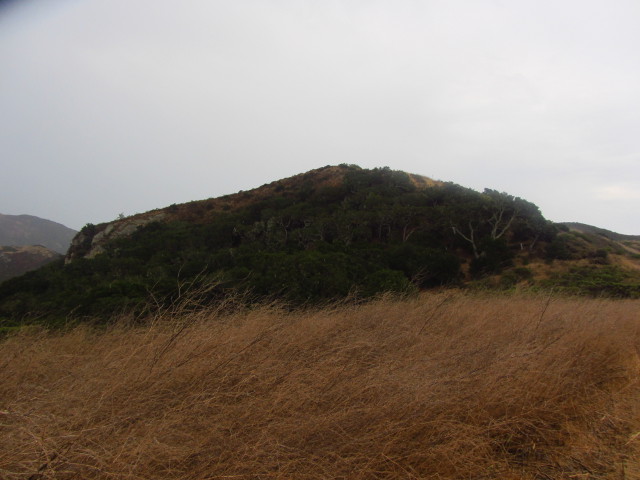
xmin=1 ymin=292 xmax=639 ymax=479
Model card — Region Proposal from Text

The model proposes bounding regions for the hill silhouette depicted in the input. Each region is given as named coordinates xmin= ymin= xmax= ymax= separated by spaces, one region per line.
xmin=0 ymin=165 xmax=638 ymax=326
xmin=0 ymin=213 xmax=77 ymax=254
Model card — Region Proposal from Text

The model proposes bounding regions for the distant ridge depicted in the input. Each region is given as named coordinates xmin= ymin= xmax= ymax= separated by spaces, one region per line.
xmin=0 ymin=214 xmax=77 ymax=254
xmin=560 ymin=222 xmax=640 ymax=241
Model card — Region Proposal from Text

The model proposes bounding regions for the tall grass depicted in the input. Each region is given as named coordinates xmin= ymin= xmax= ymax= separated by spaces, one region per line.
xmin=1 ymin=292 xmax=639 ymax=479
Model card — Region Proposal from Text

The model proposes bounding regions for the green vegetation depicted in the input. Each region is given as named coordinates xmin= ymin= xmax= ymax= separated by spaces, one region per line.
xmin=542 ymin=265 xmax=640 ymax=298
xmin=0 ymin=166 xmax=571 ymax=325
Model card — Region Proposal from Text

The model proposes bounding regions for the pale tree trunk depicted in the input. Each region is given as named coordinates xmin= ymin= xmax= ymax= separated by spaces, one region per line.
xmin=452 ymin=222 xmax=480 ymax=259
xmin=402 ymin=224 xmax=417 ymax=243
xmin=489 ymin=208 xmax=517 ymax=240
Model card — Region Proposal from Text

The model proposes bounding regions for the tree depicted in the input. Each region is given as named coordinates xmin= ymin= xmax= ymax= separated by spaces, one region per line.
xmin=450 ymin=189 xmax=521 ymax=260
xmin=483 ymin=189 xmax=518 ymax=240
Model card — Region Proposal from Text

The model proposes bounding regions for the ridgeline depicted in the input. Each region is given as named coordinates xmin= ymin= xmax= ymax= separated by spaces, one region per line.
xmin=1 ymin=165 xmax=638 ymax=327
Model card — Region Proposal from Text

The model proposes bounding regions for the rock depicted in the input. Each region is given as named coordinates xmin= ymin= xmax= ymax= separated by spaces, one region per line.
xmin=66 ymin=213 xmax=166 ymax=263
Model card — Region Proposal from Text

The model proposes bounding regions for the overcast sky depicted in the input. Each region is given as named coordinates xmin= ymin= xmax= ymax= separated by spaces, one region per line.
xmin=1 ymin=0 xmax=639 ymax=234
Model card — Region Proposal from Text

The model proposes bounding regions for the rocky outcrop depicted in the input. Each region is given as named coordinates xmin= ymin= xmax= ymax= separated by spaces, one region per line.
xmin=65 ymin=213 xmax=166 ymax=263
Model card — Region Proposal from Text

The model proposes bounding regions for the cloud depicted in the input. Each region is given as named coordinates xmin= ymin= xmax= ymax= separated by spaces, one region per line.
xmin=1 ymin=0 xmax=640 ymax=234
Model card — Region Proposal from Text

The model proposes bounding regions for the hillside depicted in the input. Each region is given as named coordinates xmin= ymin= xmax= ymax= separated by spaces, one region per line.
xmin=1 ymin=293 xmax=639 ymax=479
xmin=65 ymin=165 xmax=442 ymax=262
xmin=0 ymin=213 xmax=77 ymax=254
xmin=561 ymin=222 xmax=640 ymax=241
xmin=0 ymin=165 xmax=638 ymax=326
xmin=0 ymin=245 xmax=62 ymax=283
xmin=561 ymin=222 xmax=640 ymax=257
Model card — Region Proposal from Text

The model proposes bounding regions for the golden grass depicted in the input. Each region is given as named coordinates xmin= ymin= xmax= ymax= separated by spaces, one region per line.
xmin=1 ymin=292 xmax=639 ymax=479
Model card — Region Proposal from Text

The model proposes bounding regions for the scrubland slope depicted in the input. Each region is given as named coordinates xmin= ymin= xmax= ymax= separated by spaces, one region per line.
xmin=1 ymin=293 xmax=639 ymax=479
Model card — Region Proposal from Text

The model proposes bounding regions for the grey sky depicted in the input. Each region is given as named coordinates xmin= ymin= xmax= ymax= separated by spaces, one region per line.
xmin=1 ymin=0 xmax=639 ymax=233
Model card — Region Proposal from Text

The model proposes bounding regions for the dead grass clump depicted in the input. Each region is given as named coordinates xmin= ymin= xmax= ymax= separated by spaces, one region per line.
xmin=1 ymin=292 xmax=639 ymax=479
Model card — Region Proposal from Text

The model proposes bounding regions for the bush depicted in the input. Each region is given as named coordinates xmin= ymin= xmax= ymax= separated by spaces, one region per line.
xmin=513 ymin=266 xmax=533 ymax=280
xmin=546 ymin=236 xmax=572 ymax=260
xmin=360 ymin=269 xmax=415 ymax=297
xmin=470 ymin=238 xmax=514 ymax=277
xmin=388 ymin=244 xmax=460 ymax=287
xmin=543 ymin=266 xmax=640 ymax=298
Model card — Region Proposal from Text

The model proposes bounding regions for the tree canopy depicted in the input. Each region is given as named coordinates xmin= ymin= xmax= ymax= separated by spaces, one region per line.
xmin=0 ymin=166 xmax=557 ymax=326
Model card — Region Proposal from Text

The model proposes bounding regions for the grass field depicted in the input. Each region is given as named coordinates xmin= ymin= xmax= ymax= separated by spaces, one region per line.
xmin=1 ymin=292 xmax=639 ymax=479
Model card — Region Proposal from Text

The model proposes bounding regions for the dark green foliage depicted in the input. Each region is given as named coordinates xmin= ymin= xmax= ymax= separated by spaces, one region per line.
xmin=388 ymin=244 xmax=460 ymax=287
xmin=497 ymin=267 xmax=534 ymax=290
xmin=543 ymin=266 xmax=640 ymax=298
xmin=470 ymin=237 xmax=514 ymax=277
xmin=545 ymin=232 xmax=618 ymax=263
xmin=0 ymin=166 xmax=558 ymax=325
xmin=360 ymin=269 xmax=414 ymax=297
xmin=546 ymin=235 xmax=573 ymax=260
xmin=513 ymin=267 xmax=533 ymax=280
xmin=590 ymin=249 xmax=610 ymax=265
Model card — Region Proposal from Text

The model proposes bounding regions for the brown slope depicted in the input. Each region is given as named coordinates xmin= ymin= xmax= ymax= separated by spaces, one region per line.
xmin=0 ymin=245 xmax=61 ymax=283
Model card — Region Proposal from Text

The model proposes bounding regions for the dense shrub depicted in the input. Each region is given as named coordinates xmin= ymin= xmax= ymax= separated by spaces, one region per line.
xmin=470 ymin=237 xmax=514 ymax=277
xmin=543 ymin=265 xmax=640 ymax=298
xmin=0 ymin=167 xmax=557 ymax=325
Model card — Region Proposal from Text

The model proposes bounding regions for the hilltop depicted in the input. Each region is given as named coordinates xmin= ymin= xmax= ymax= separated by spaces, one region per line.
xmin=66 ymin=165 xmax=442 ymax=261
xmin=0 ymin=165 xmax=638 ymax=326
xmin=561 ymin=222 xmax=640 ymax=241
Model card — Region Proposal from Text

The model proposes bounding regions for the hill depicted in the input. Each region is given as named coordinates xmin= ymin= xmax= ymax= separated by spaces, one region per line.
xmin=0 ymin=245 xmax=62 ymax=283
xmin=561 ymin=222 xmax=640 ymax=241
xmin=560 ymin=222 xmax=640 ymax=256
xmin=0 ymin=165 xmax=638 ymax=326
xmin=0 ymin=214 xmax=77 ymax=254
xmin=65 ymin=165 xmax=443 ymax=262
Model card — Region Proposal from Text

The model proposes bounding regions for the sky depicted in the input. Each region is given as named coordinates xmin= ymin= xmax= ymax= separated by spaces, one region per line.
xmin=1 ymin=0 xmax=639 ymax=234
